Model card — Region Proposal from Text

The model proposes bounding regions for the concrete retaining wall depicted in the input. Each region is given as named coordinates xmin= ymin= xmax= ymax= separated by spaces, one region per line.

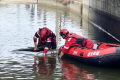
xmin=0 ymin=0 xmax=37 ymax=4
xmin=89 ymin=0 xmax=120 ymax=19
xmin=89 ymin=0 xmax=120 ymax=41
xmin=38 ymin=0 xmax=83 ymax=16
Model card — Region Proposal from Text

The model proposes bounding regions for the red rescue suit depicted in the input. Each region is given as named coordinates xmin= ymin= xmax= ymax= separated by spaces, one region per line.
xmin=38 ymin=28 xmax=56 ymax=44
xmin=62 ymin=33 xmax=94 ymax=53
xmin=33 ymin=27 xmax=56 ymax=53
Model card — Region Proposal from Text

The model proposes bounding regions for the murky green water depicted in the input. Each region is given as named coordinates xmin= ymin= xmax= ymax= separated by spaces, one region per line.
xmin=0 ymin=3 xmax=120 ymax=80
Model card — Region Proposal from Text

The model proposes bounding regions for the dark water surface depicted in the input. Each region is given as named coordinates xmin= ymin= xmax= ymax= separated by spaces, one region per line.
xmin=0 ymin=3 xmax=120 ymax=80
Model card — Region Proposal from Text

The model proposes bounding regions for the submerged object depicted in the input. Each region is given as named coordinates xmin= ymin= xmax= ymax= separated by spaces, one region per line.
xmin=12 ymin=46 xmax=57 ymax=57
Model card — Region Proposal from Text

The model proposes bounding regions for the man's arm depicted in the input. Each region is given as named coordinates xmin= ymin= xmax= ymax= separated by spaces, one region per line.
xmin=59 ymin=51 xmax=64 ymax=58
xmin=59 ymin=38 xmax=76 ymax=58
xmin=34 ymin=42 xmax=38 ymax=51
xmin=33 ymin=30 xmax=40 ymax=51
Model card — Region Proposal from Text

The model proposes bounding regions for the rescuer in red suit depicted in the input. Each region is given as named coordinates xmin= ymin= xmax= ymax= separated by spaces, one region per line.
xmin=33 ymin=27 xmax=56 ymax=56
xmin=59 ymin=29 xmax=94 ymax=58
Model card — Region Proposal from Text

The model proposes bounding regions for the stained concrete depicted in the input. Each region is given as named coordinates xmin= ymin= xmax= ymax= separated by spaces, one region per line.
xmin=0 ymin=0 xmax=37 ymax=4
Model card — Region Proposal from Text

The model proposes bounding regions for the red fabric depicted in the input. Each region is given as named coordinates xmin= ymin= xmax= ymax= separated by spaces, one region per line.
xmin=62 ymin=33 xmax=83 ymax=53
xmin=33 ymin=27 xmax=56 ymax=53
xmin=43 ymin=37 xmax=52 ymax=53
xmin=40 ymin=40 xmax=46 ymax=44
xmin=67 ymin=33 xmax=84 ymax=39
xmin=33 ymin=27 xmax=55 ymax=43
xmin=62 ymin=38 xmax=76 ymax=53
xmin=43 ymin=48 xmax=48 ymax=53
xmin=46 ymin=37 xmax=52 ymax=42
xmin=83 ymin=39 xmax=94 ymax=49
xmin=33 ymin=37 xmax=37 ymax=42
xmin=38 ymin=28 xmax=55 ymax=44
xmin=62 ymin=33 xmax=94 ymax=53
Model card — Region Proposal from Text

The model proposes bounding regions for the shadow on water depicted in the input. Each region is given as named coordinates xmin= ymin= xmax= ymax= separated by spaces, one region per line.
xmin=59 ymin=58 xmax=120 ymax=80
xmin=88 ymin=7 xmax=120 ymax=44
xmin=88 ymin=20 xmax=120 ymax=44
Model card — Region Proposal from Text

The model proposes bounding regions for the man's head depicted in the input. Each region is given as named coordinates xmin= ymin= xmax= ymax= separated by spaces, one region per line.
xmin=40 ymin=28 xmax=48 ymax=38
xmin=59 ymin=29 xmax=69 ymax=39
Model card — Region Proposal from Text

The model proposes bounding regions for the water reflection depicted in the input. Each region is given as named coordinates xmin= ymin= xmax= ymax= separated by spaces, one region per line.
xmin=33 ymin=56 xmax=56 ymax=76
xmin=0 ymin=2 xmax=120 ymax=80
xmin=59 ymin=58 xmax=120 ymax=80
xmin=0 ymin=3 xmax=83 ymax=80
xmin=88 ymin=8 xmax=120 ymax=43
xmin=59 ymin=59 xmax=97 ymax=80
xmin=88 ymin=21 xmax=120 ymax=43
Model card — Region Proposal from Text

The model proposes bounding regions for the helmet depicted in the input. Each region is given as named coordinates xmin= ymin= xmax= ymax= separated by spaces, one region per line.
xmin=59 ymin=29 xmax=69 ymax=36
xmin=40 ymin=28 xmax=48 ymax=37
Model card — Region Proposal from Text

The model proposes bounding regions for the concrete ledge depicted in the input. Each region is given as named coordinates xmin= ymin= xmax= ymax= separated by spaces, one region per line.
xmin=69 ymin=0 xmax=83 ymax=16
xmin=38 ymin=0 xmax=70 ymax=11
xmin=0 ymin=0 xmax=37 ymax=4
xmin=38 ymin=0 xmax=84 ymax=17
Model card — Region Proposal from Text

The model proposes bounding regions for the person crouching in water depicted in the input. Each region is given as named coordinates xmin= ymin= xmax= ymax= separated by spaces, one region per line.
xmin=59 ymin=29 xmax=94 ymax=58
xmin=33 ymin=27 xmax=56 ymax=57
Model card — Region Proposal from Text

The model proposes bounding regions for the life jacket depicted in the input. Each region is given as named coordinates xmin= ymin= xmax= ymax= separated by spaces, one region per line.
xmin=67 ymin=33 xmax=86 ymax=47
xmin=38 ymin=27 xmax=55 ymax=44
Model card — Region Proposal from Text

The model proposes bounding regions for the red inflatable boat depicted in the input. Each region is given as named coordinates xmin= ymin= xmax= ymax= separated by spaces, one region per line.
xmin=59 ymin=42 xmax=120 ymax=67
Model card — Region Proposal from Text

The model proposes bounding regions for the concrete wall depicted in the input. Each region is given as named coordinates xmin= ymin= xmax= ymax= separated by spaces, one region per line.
xmin=89 ymin=0 xmax=120 ymax=19
xmin=0 ymin=0 xmax=37 ymax=3
xmin=38 ymin=0 xmax=83 ymax=16
xmin=89 ymin=0 xmax=120 ymax=41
